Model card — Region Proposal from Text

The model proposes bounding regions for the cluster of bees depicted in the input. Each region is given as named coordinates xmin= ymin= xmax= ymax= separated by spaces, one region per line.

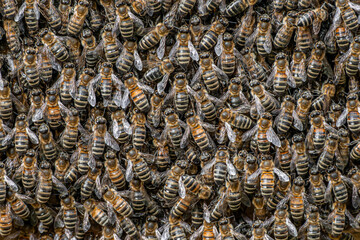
xmin=2 ymin=0 xmax=360 ymax=239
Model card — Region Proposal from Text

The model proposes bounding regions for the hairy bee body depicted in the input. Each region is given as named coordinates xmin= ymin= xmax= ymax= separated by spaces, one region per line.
xmin=0 ymin=205 xmax=12 ymax=236
xmin=224 ymin=0 xmax=247 ymax=17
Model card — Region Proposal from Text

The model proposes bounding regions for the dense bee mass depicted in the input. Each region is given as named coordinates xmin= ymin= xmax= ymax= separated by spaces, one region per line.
xmin=2 ymin=0 xmax=360 ymax=239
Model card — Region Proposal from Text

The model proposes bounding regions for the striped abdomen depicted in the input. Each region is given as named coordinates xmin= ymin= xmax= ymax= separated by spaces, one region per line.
xmin=213 ymin=162 xmax=227 ymax=186
xmin=37 ymin=178 xmax=52 ymax=203
xmin=346 ymin=54 xmax=359 ymax=76
xmin=119 ymin=217 xmax=140 ymax=239
xmin=200 ymin=100 xmax=217 ymax=121
xmin=177 ymin=45 xmax=190 ymax=69
xmin=25 ymin=8 xmax=39 ymax=35
xmin=273 ymin=71 xmax=288 ymax=95
xmin=75 ymin=86 xmax=88 ymax=110
xmin=144 ymin=66 xmax=163 ymax=83
xmin=199 ymin=30 xmax=218 ymax=51
xmin=202 ymin=69 xmax=219 ymax=92
xmin=317 ymin=150 xmax=334 ymax=172
xmin=139 ymin=32 xmax=160 ymax=51
xmin=108 ymin=168 xmax=126 ymax=190
xmin=120 ymin=19 xmax=134 ymax=39
xmin=116 ymin=51 xmax=134 ymax=74
xmin=35 ymin=207 xmax=53 ymax=226
xmin=259 ymin=95 xmax=277 ymax=112
xmin=170 ymin=197 xmax=191 ymax=218
xmin=132 ymin=125 xmax=146 ymax=150
xmin=90 ymin=207 xmax=109 ymax=226
xmin=64 ymin=208 xmax=77 ymax=230
xmin=170 ymin=224 xmax=186 ymax=240
xmin=257 ymin=34 xmax=269 ymax=56
xmin=290 ymin=196 xmax=304 ymax=222
xmin=295 ymin=154 xmax=309 ymax=179
xmin=132 ymin=191 xmax=146 ymax=212
xmin=231 ymin=113 xmax=253 ymax=129
xmin=297 ymin=27 xmax=312 ymax=52
xmin=313 ymin=128 xmax=326 ymax=149
xmin=311 ymin=185 xmax=325 ymax=205
xmin=224 ymin=0 xmax=247 ymax=17
xmin=24 ymin=66 xmax=40 ymax=87
xmin=112 ymin=196 xmax=133 ymax=217
xmin=168 ymin=125 xmax=182 ymax=148
xmin=274 ymin=26 xmax=294 ymax=49
xmin=342 ymin=8 xmax=358 ymax=32
xmin=10 ymin=199 xmax=30 ymax=220
xmin=307 ymin=59 xmax=322 ymax=80
xmin=227 ymin=191 xmax=242 ymax=211
xmin=260 ymin=171 xmax=275 ymax=197
xmin=178 ymin=0 xmax=196 ymax=16
xmin=277 ymin=112 xmax=293 ymax=134
xmin=130 ymin=87 xmax=150 ymax=112
xmin=163 ymin=177 xmax=179 ymax=201
xmin=221 ymin=53 xmax=236 ymax=76
xmin=81 ymin=178 xmax=95 ymax=199
xmin=133 ymin=159 xmax=151 ymax=183
xmin=267 ymin=190 xmax=287 ymax=211
xmin=331 ymin=214 xmax=345 ymax=238
xmin=92 ymin=135 xmax=105 ymax=158
xmin=104 ymin=43 xmax=120 ymax=63
xmin=63 ymin=127 xmax=78 ymax=151
xmin=307 ymin=223 xmax=321 ymax=240
xmin=257 ymin=131 xmax=271 ymax=153
xmin=50 ymin=42 xmax=69 ymax=62
xmin=191 ymin=125 xmax=211 ymax=152
xmin=175 ymin=91 xmax=189 ymax=115
xmin=333 ymin=182 xmax=348 ymax=203
xmin=15 ymin=132 xmax=28 ymax=155
xmin=274 ymin=223 xmax=288 ymax=240
xmin=278 ymin=150 xmax=292 ymax=174
xmin=347 ymin=111 xmax=360 ymax=134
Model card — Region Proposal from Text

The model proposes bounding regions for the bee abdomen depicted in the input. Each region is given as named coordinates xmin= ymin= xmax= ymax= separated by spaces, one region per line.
xmin=81 ymin=179 xmax=95 ymax=199
xmin=37 ymin=181 xmax=52 ymax=203
xmin=120 ymin=20 xmax=134 ymax=39
xmin=64 ymin=209 xmax=77 ymax=230
xmin=133 ymin=125 xmax=146 ymax=150
xmin=199 ymin=30 xmax=218 ymax=51
xmin=177 ymin=46 xmax=190 ymax=69
xmin=163 ymin=178 xmax=179 ymax=200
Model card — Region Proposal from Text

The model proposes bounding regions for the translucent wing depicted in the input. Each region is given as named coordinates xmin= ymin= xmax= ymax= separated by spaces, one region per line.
xmin=286 ymin=66 xmax=296 ymax=88
xmin=178 ymin=177 xmax=186 ymax=199
xmin=226 ymin=158 xmax=237 ymax=176
xmin=254 ymin=95 xmax=265 ymax=115
xmin=157 ymin=74 xmax=169 ymax=94
xmin=349 ymin=1 xmax=360 ymax=12
xmin=245 ymin=28 xmax=258 ymax=48
xmin=83 ymin=210 xmax=91 ymax=232
xmin=180 ymin=126 xmax=190 ymax=149
xmin=213 ymin=63 xmax=229 ymax=82
xmin=88 ymin=153 xmax=96 ymax=170
xmin=264 ymin=30 xmax=272 ymax=54
xmin=169 ymin=40 xmax=180 ymax=58
xmin=15 ymin=3 xmax=26 ymax=22
xmin=242 ymin=125 xmax=258 ymax=142
xmin=189 ymin=225 xmax=204 ymax=240
xmin=87 ymin=79 xmax=97 ymax=107
xmin=312 ymin=19 xmax=321 ymax=35
xmin=247 ymin=168 xmax=261 ymax=181
xmin=4 ymin=175 xmax=18 ymax=192
xmin=2 ymin=128 xmax=15 ymax=146
xmin=134 ymin=50 xmax=143 ymax=71
xmin=138 ymin=82 xmax=154 ymax=94
xmin=188 ymin=41 xmax=199 ymax=61
xmin=113 ymin=90 xmax=122 ymax=107
xmin=225 ymin=122 xmax=236 ymax=142
xmin=33 ymin=103 xmax=46 ymax=121
xmin=201 ymin=158 xmax=216 ymax=175
xmin=292 ymin=110 xmax=303 ymax=131
xmin=121 ymin=88 xmax=130 ymax=109
xmin=95 ymin=175 xmax=102 ymax=199
xmin=125 ymin=160 xmax=133 ymax=182
xmin=191 ymin=67 xmax=202 ymax=85
xmin=231 ymin=229 xmax=247 ymax=240
xmin=52 ymin=176 xmax=68 ymax=196
xmin=215 ymin=34 xmax=223 ymax=57
xmin=157 ymin=37 xmax=167 ymax=60
xmin=26 ymin=127 xmax=39 ymax=144
xmin=201 ymin=121 xmax=216 ymax=132
xmin=218 ymin=125 xmax=227 ymax=144
xmin=352 ymin=185 xmax=360 ymax=209
xmin=105 ymin=132 xmax=120 ymax=151
xmin=123 ymin=119 xmax=132 ymax=135
xmin=161 ymin=226 xmax=170 ymax=240
xmin=274 ymin=167 xmax=290 ymax=182
xmin=152 ymin=108 xmax=161 ymax=128
xmin=267 ymin=127 xmax=281 ymax=147
xmin=266 ymin=67 xmax=276 ymax=87
xmin=286 ymin=218 xmax=298 ymax=237
xmin=336 ymin=108 xmax=349 ymax=127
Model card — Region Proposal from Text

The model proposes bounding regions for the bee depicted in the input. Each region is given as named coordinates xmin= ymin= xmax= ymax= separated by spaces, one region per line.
xmin=267 ymin=179 xmax=291 ymax=211
xmin=243 ymin=112 xmax=281 ymax=154
xmin=234 ymin=8 xmax=256 ymax=49
xmin=3 ymin=19 xmax=22 ymax=58
xmin=0 ymin=81 xmax=14 ymax=122
xmin=241 ymin=49 xmax=267 ymax=82
xmin=122 ymin=72 xmax=152 ymax=112
xmin=317 ymin=132 xmax=339 ymax=172
xmin=251 ymin=220 xmax=273 ymax=240
xmin=74 ymin=163 xmax=102 ymax=200
xmin=199 ymin=17 xmax=228 ymax=51
xmin=111 ymin=109 xmax=131 ymax=144
xmin=295 ymin=90 xmax=312 ymax=124
xmin=130 ymin=108 xmax=147 ymax=150
xmin=327 ymin=167 xmax=348 ymax=203
xmin=247 ymin=155 xmax=289 ymax=198
xmin=15 ymin=0 xmax=40 ymax=36
xmin=64 ymin=162 xmax=79 ymax=184
xmin=99 ymin=0 xmax=116 ymax=23
xmin=192 ymin=52 xmax=228 ymax=94
xmin=245 ymin=14 xmax=272 ymax=56
xmin=36 ymin=41 xmax=59 ymax=83
xmin=275 ymin=95 xmax=303 ymax=134
xmin=296 ymin=25 xmax=313 ymax=53
xmin=337 ymin=128 xmax=350 ymax=171
xmin=57 ymin=195 xmax=80 ymax=232
xmin=273 ymin=11 xmax=297 ymax=49
xmin=118 ymin=215 xmax=141 ymax=239
xmin=139 ymin=21 xmax=172 ymax=52
xmin=307 ymin=41 xmax=327 ymax=82
xmin=272 ymin=205 xmax=298 ymax=239
xmin=38 ymin=123 xmax=57 ymax=162
xmin=244 ymin=154 xmax=259 ymax=196
xmin=181 ymin=174 xmax=211 ymax=199
xmin=169 ymin=25 xmax=199 ymax=70
xmin=124 ymin=177 xmax=148 ymax=213
xmin=38 ymin=0 xmax=62 ymax=32
xmin=103 ymin=187 xmax=133 ymax=217
xmin=88 ymin=1 xmax=102 ymax=31
xmin=224 ymin=77 xmax=250 ymax=110
xmin=218 ymin=217 xmax=247 ymax=239
xmin=224 ymin=0 xmax=256 ymax=17
xmin=32 ymin=202 xmax=54 ymax=232
xmin=83 ymin=199 xmax=109 ymax=232
xmin=292 ymin=134 xmax=310 ymax=180
xmin=2 ymin=114 xmax=38 ymax=155
xmin=335 ymin=36 xmax=360 ymax=80
xmin=144 ymin=216 xmax=161 ymax=240
xmin=51 ymin=63 xmax=76 ymax=105
xmin=104 ymin=150 xmax=126 ymax=190
xmin=124 ymin=146 xmax=153 ymax=185
xmin=116 ymin=38 xmax=143 ymax=75
xmin=1 ymin=0 xmax=17 ymax=19
xmin=54 ymin=152 xmax=70 ymax=182
xmin=79 ymin=29 xmax=99 ymax=69
xmin=181 ymin=110 xmax=215 ymax=152
xmin=336 ymin=0 xmax=359 ymax=32
xmin=67 ymin=0 xmax=89 ymax=36
xmin=0 ymin=162 xmax=18 ymax=204
xmin=190 ymin=15 xmax=205 ymax=52
xmin=275 ymin=136 xmax=292 ymax=174
xmin=143 ymin=58 xmax=175 ymax=93
xmin=307 ymin=110 xmax=335 ymax=152
xmin=101 ymin=24 xmax=121 ymax=64
xmin=327 ymin=103 xmax=343 ymax=128
xmin=22 ymin=47 xmax=40 ymax=88
xmin=215 ymin=32 xmax=238 ymax=76
xmin=115 ymin=2 xmax=144 ymax=39
xmin=39 ymin=28 xmax=69 ymax=62
xmin=146 ymin=91 xmax=165 ymax=128
xmin=58 ymin=0 xmax=71 ymax=35
xmin=327 ymin=201 xmax=352 ymax=238
xmin=308 ymin=167 xmax=326 ymax=205
xmin=102 ymin=226 xmax=120 ymax=240
xmin=153 ymin=137 xmax=171 ymax=172
xmin=61 ymin=108 xmax=86 ymax=151
xmin=335 ymin=24 xmax=351 ymax=52
xmin=161 ymin=108 xmax=184 ymax=149
xmin=287 ymin=176 xmax=306 ymax=224
xmin=291 ymin=49 xmax=306 ymax=87
xmin=0 ymin=204 xmax=12 ymax=236
xmin=226 ymin=173 xmax=251 ymax=211
xmin=90 ymin=116 xmax=120 ymax=160
xmin=7 ymin=190 xmax=34 ymax=221
xmin=74 ymin=68 xmax=95 ymax=110
xmin=37 ymin=161 xmax=67 ymax=204
xmin=297 ymin=3 xmax=328 ymax=34
xmin=177 ymin=0 xmax=197 ymax=18
xmin=267 ymin=53 xmax=296 ymax=96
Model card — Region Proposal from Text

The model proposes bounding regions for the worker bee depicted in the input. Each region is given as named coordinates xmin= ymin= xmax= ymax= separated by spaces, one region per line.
xmin=291 ymin=49 xmax=307 ymax=87
xmin=39 ymin=28 xmax=69 ymax=62
xmin=74 ymin=163 xmax=102 ymax=200
xmin=199 ymin=17 xmax=228 ymax=51
xmin=169 ymin=25 xmax=199 ymax=70
xmin=316 ymin=132 xmax=339 ymax=172
xmin=22 ymin=47 xmax=40 ymax=88
xmin=266 ymin=53 xmax=296 ymax=96
xmin=38 ymin=0 xmax=62 ymax=32
xmin=36 ymin=40 xmax=60 ymax=83
xmin=139 ymin=20 xmax=172 ymax=52
xmin=307 ymin=41 xmax=330 ymax=82
xmin=240 ymin=48 xmax=267 ymax=82
xmin=110 ymin=109 xmax=131 ymax=144
xmin=79 ymin=28 xmax=100 ymax=69
xmin=224 ymin=0 xmax=256 ymax=17
xmin=298 ymin=205 xmax=321 ymax=239
xmin=103 ymin=187 xmax=133 ymax=217
xmin=273 ymin=11 xmax=297 ymax=49
xmin=275 ymin=136 xmax=292 ymax=174
xmin=58 ymin=0 xmax=71 ymax=35
xmin=3 ymin=19 xmax=22 ymax=58
xmin=1 ymin=0 xmax=17 ymax=19
xmin=190 ymin=15 xmax=205 ymax=52
xmin=0 ymin=162 xmax=18 ymax=204
xmin=103 ymin=150 xmax=126 ymax=190
xmin=246 ymin=14 xmax=272 ymax=56
xmin=31 ymin=201 xmax=54 ymax=233
xmin=247 ymin=155 xmax=289 ymax=198
xmin=267 ymin=178 xmax=291 ymax=211
xmin=0 ymin=204 xmax=12 ymax=236
xmin=82 ymin=198 xmax=109 ymax=232
xmin=51 ymin=63 xmax=76 ymax=105
xmin=116 ymin=38 xmax=143 ymax=75
xmin=251 ymin=220 xmax=273 ymax=240
xmin=38 ymin=123 xmax=57 ymax=162
xmin=99 ymin=0 xmax=116 ymax=23
xmin=15 ymin=0 xmax=40 ymax=36
xmin=335 ymin=36 xmax=360 ymax=81
xmin=234 ymin=7 xmax=256 ymax=49
xmin=326 ymin=201 xmax=356 ymax=238
xmin=338 ymin=93 xmax=360 ymax=136
xmin=161 ymin=108 xmax=185 ymax=149
xmin=143 ymin=215 xmax=162 ymax=240
xmin=74 ymin=68 xmax=95 ymax=110
xmin=115 ymin=2 xmax=144 ymax=39
xmin=67 ymin=0 xmax=89 ymax=36
xmin=292 ymin=134 xmax=310 ymax=179
xmin=326 ymin=167 xmax=348 ymax=203
xmin=297 ymin=3 xmax=329 ymax=35
xmin=336 ymin=0 xmax=360 ymax=32
xmin=275 ymin=95 xmax=303 ymax=134
xmin=143 ymin=58 xmax=176 ymax=94
xmin=87 ymin=1 xmax=102 ymax=31
xmin=100 ymin=23 xmax=121 ymax=64
xmin=215 ymin=32 xmax=238 ymax=76
xmin=295 ymin=90 xmax=312 ymax=125
xmin=243 ymin=112 xmax=281 ymax=154
xmin=55 ymin=195 xmax=82 ymax=232
xmin=269 ymin=205 xmax=298 ymax=239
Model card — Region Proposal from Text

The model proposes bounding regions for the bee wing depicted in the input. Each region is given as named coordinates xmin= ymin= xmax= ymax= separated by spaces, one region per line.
xmin=4 ymin=175 xmax=18 ymax=192
xmin=266 ymin=127 xmax=281 ymax=147
xmin=352 ymin=185 xmax=360 ymax=209
xmin=125 ymin=160 xmax=133 ymax=182
xmin=83 ymin=210 xmax=91 ymax=233
xmin=212 ymin=63 xmax=229 ymax=83
xmin=169 ymin=40 xmax=180 ymax=58
xmin=245 ymin=28 xmax=259 ymax=48
xmin=312 ymin=19 xmax=321 ymax=35
xmin=253 ymin=95 xmax=265 ymax=116
xmin=266 ymin=67 xmax=276 ymax=87
xmin=215 ymin=34 xmax=223 ymax=57
xmin=286 ymin=66 xmax=296 ymax=88
xmin=226 ymin=158 xmax=237 ymax=176
xmin=2 ymin=128 xmax=15 ymax=146
xmin=264 ymin=30 xmax=272 ymax=54
xmin=336 ymin=108 xmax=349 ymax=127
xmin=324 ymin=122 xmax=337 ymax=133
xmin=134 ymin=50 xmax=143 ymax=71
xmin=161 ymin=225 xmax=170 ymax=240
xmin=152 ymin=108 xmax=162 ymax=128
xmin=112 ymin=90 xmax=122 ymax=107
xmin=225 ymin=122 xmax=236 ymax=143
xmin=164 ymin=86 xmax=175 ymax=104
xmin=128 ymin=11 xmax=145 ymax=28
xmin=242 ymin=125 xmax=258 ymax=142
xmin=178 ymin=176 xmax=186 ymax=199
xmin=292 ymin=110 xmax=303 ymax=131
xmin=74 ymin=174 xmax=88 ymax=189
xmin=121 ymin=88 xmax=130 ymax=109
xmin=88 ymin=80 xmax=97 ymax=107
xmin=247 ymin=168 xmax=261 ymax=181
xmin=230 ymin=229 xmax=247 ymax=240
xmin=105 ymin=131 xmax=120 ymax=151
xmin=189 ymin=225 xmax=204 ymax=240
xmin=52 ymin=175 xmax=68 ymax=196
xmin=285 ymin=218 xmax=298 ymax=237
xmin=157 ymin=74 xmax=170 ymax=94
xmin=188 ymin=40 xmax=199 ymax=61
xmin=349 ymin=1 xmax=360 ymax=12
xmin=94 ymin=175 xmax=103 ymax=199
xmin=274 ymin=167 xmax=290 ymax=182
xmin=15 ymin=2 xmax=26 ymax=22
xmin=157 ymin=36 xmax=167 ymax=60
xmin=323 ymin=58 xmax=334 ymax=79
xmin=180 ymin=126 xmax=190 ymax=149
xmin=201 ymin=157 xmax=216 ymax=175
xmin=138 ymin=82 xmax=154 ymax=94
xmin=191 ymin=67 xmax=202 ymax=85
xmin=346 ymin=209 xmax=360 ymax=228
xmin=218 ymin=124 xmax=227 ymax=144
xmin=26 ymin=127 xmax=39 ymax=144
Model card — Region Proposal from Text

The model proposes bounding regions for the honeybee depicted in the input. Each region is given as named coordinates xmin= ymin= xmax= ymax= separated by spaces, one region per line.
xmin=79 ymin=28 xmax=100 ymax=69
xmin=295 ymin=90 xmax=312 ymax=125
xmin=267 ymin=178 xmax=291 ymax=211
xmin=110 ymin=109 xmax=131 ymax=144
xmin=147 ymin=91 xmax=165 ymax=128
xmin=224 ymin=0 xmax=256 ymax=17
xmin=336 ymin=0 xmax=360 ymax=32
xmin=245 ymin=14 xmax=272 ymax=56
xmin=243 ymin=112 xmax=281 ymax=154
xmin=289 ymin=176 xmax=306 ymax=224
xmin=39 ymin=28 xmax=69 ymax=62
xmin=240 ymin=49 xmax=267 ymax=82
xmin=234 ymin=7 xmax=256 ymax=49
xmin=247 ymin=155 xmax=289 ymax=198
xmin=55 ymin=195 xmax=82 ymax=232
xmin=326 ymin=167 xmax=348 ymax=204
xmin=100 ymin=23 xmax=121 ymax=64
xmin=36 ymin=40 xmax=60 ymax=83
xmin=274 ymin=136 xmax=292 ymax=174
xmin=116 ymin=38 xmax=143 ymax=75
xmin=251 ymin=220 xmax=273 ymax=240
xmin=22 ymin=47 xmax=40 ymax=88
xmin=31 ymin=201 xmax=54 ymax=233
xmin=74 ymin=68 xmax=95 ymax=110
xmin=103 ymin=150 xmax=126 ymax=190
xmin=82 ymin=198 xmax=109 ymax=232
xmin=57 ymin=0 xmax=71 ymax=35
xmin=103 ymin=187 xmax=133 ymax=217
xmin=38 ymin=123 xmax=57 ymax=162
xmin=270 ymin=205 xmax=298 ymax=239
xmin=273 ymin=11 xmax=297 ymax=49
xmin=3 ymin=19 xmax=22 ymax=58
xmin=0 ymin=162 xmax=18 ymax=204
xmin=0 ymin=204 xmax=12 ymax=236
xmin=51 ymin=63 xmax=76 ymax=105
xmin=1 ymin=0 xmax=17 ymax=19
xmin=115 ymin=2 xmax=144 ymax=39
xmin=190 ymin=15 xmax=205 ymax=52
xmin=326 ymin=201 xmax=356 ymax=238
xmin=143 ymin=58 xmax=176 ymax=94
xmin=275 ymin=95 xmax=303 ymax=134
xmin=54 ymin=152 xmax=70 ymax=182
xmin=99 ymin=0 xmax=116 ymax=23
xmin=307 ymin=41 xmax=329 ymax=82
xmin=6 ymin=190 xmax=34 ymax=221
xmin=139 ymin=20 xmax=172 ymax=52
xmin=74 ymin=163 xmax=102 ymax=200
xmin=192 ymin=52 xmax=228 ymax=94
xmin=169 ymin=25 xmax=199 ymax=70
xmin=199 ymin=17 xmax=228 ymax=51
xmin=335 ymin=36 xmax=360 ymax=81
xmin=15 ymin=0 xmax=40 ymax=36
xmin=290 ymin=49 xmax=307 ymax=87
xmin=292 ymin=134 xmax=310 ymax=179
xmin=266 ymin=53 xmax=296 ymax=96
xmin=67 ymin=0 xmax=89 ymax=36
xmin=38 ymin=0 xmax=62 ymax=32
xmin=297 ymin=3 xmax=329 ymax=35
xmin=87 ymin=1 xmax=102 ymax=31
